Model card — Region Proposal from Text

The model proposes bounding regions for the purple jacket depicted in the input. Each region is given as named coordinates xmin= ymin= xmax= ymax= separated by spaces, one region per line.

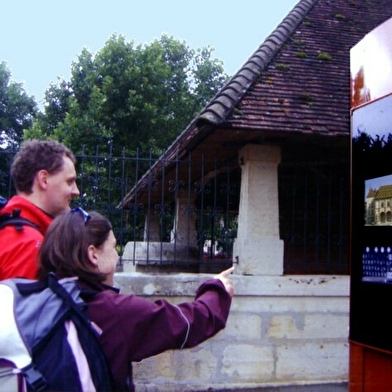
xmin=81 ymin=278 xmax=232 ymax=391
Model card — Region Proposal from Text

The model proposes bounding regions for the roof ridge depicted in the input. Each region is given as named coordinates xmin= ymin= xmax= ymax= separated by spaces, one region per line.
xmin=195 ymin=0 xmax=317 ymax=126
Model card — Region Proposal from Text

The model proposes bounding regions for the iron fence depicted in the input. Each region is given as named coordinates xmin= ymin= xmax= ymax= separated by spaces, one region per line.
xmin=0 ymin=146 xmax=238 ymax=272
xmin=279 ymin=153 xmax=350 ymax=275
xmin=0 ymin=145 xmax=350 ymax=274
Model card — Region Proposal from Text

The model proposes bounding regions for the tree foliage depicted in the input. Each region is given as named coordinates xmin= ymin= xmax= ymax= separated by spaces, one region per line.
xmin=0 ymin=62 xmax=37 ymax=150
xmin=27 ymin=34 xmax=228 ymax=157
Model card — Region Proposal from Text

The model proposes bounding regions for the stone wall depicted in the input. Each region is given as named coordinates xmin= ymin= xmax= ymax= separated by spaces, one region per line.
xmin=113 ymin=272 xmax=349 ymax=391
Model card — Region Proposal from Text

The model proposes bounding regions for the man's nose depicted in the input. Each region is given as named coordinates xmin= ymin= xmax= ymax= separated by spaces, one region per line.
xmin=72 ymin=184 xmax=80 ymax=197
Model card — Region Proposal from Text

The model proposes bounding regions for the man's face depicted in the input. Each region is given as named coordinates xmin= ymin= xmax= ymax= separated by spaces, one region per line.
xmin=45 ymin=156 xmax=80 ymax=216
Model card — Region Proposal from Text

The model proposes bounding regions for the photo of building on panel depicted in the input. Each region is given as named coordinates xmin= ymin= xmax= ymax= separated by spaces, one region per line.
xmin=362 ymin=175 xmax=392 ymax=283
xmin=365 ymin=174 xmax=392 ymax=226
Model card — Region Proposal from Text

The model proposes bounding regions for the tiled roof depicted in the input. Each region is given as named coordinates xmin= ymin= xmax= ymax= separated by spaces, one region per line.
xmin=367 ymin=188 xmax=377 ymax=198
xmin=196 ymin=0 xmax=392 ymax=137
xmin=120 ymin=0 xmax=392 ymax=207
xmin=375 ymin=185 xmax=392 ymax=200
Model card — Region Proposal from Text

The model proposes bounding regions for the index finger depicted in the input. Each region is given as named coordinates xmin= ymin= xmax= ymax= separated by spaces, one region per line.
xmin=220 ymin=266 xmax=235 ymax=276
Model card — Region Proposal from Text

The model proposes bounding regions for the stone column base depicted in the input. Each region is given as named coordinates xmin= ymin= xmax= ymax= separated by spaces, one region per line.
xmin=233 ymin=237 xmax=284 ymax=276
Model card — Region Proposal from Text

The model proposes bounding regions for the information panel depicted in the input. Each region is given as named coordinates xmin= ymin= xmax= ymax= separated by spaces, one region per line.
xmin=350 ymin=16 xmax=392 ymax=352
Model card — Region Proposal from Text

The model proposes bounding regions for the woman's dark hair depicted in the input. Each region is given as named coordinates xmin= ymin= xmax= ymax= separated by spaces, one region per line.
xmin=38 ymin=210 xmax=112 ymax=283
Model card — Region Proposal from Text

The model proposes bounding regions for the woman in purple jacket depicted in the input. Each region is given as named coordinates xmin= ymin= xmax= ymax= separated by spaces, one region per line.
xmin=38 ymin=208 xmax=234 ymax=391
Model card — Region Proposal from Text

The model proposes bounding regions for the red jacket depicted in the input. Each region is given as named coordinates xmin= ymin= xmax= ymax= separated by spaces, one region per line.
xmin=0 ymin=196 xmax=52 ymax=280
xmin=81 ymin=278 xmax=232 ymax=391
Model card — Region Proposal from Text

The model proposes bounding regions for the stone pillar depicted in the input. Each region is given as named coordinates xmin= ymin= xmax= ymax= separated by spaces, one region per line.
xmin=171 ymin=195 xmax=197 ymax=246
xmin=143 ymin=214 xmax=161 ymax=241
xmin=233 ymin=144 xmax=284 ymax=276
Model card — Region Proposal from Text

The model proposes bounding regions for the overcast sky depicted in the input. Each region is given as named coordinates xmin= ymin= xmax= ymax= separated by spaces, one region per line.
xmin=1 ymin=0 xmax=299 ymax=106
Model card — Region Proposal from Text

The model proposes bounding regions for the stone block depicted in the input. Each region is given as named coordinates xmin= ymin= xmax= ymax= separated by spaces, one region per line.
xmin=268 ymin=315 xmax=301 ymax=339
xmin=224 ymin=313 xmax=262 ymax=340
xmin=222 ymin=344 xmax=275 ymax=382
xmin=302 ymin=315 xmax=349 ymax=339
xmin=276 ymin=342 xmax=349 ymax=381
xmin=268 ymin=314 xmax=349 ymax=340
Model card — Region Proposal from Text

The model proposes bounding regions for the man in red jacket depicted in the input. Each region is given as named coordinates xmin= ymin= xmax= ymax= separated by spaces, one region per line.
xmin=0 ymin=140 xmax=80 ymax=280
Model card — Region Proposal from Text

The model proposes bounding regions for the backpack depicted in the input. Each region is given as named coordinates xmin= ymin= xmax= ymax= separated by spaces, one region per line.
xmin=0 ymin=196 xmax=39 ymax=232
xmin=0 ymin=272 xmax=112 ymax=392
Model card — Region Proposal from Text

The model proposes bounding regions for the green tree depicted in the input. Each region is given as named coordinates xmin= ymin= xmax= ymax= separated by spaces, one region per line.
xmin=24 ymin=34 xmax=229 ymax=234
xmin=27 ymin=34 xmax=228 ymax=157
xmin=0 ymin=62 xmax=37 ymax=149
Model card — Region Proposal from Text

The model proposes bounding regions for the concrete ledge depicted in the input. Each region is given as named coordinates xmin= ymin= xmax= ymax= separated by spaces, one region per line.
xmin=114 ymin=273 xmax=349 ymax=297
xmin=135 ymin=381 xmax=349 ymax=391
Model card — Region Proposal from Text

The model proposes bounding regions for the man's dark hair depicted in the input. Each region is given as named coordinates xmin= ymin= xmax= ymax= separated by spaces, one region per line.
xmin=11 ymin=139 xmax=76 ymax=193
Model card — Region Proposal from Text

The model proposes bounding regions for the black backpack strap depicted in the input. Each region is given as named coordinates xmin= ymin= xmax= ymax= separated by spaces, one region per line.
xmin=17 ymin=274 xmax=85 ymax=313
xmin=46 ymin=273 xmax=86 ymax=314
xmin=16 ymin=279 xmax=48 ymax=295
xmin=22 ymin=363 xmax=47 ymax=392
xmin=0 ymin=208 xmax=40 ymax=231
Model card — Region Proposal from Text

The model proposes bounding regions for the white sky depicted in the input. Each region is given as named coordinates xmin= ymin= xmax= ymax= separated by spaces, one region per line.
xmin=0 ymin=0 xmax=299 ymax=107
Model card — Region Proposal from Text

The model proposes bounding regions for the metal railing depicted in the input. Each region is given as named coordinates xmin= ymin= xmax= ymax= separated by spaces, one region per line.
xmin=0 ymin=146 xmax=349 ymax=274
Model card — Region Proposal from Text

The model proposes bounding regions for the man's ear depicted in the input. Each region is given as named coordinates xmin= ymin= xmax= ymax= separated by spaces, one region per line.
xmin=87 ymin=245 xmax=99 ymax=268
xmin=36 ymin=169 xmax=50 ymax=190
